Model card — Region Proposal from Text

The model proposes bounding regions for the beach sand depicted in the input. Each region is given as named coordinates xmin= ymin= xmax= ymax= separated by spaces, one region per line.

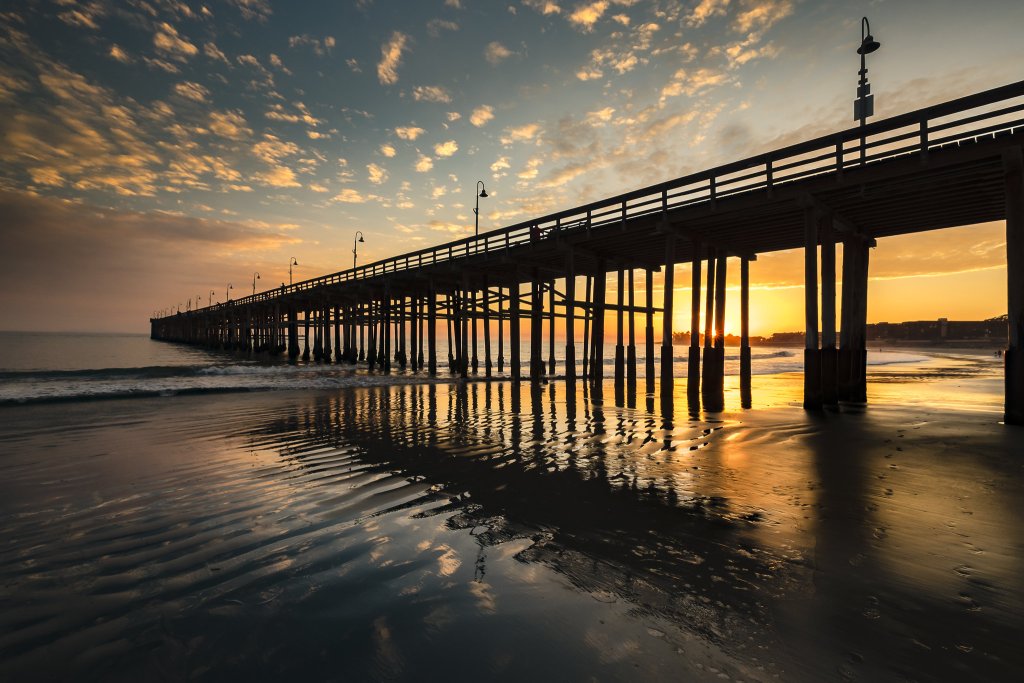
xmin=0 ymin=352 xmax=1021 ymax=681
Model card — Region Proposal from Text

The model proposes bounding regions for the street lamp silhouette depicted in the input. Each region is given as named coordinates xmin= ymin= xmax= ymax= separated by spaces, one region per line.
xmin=474 ymin=181 xmax=488 ymax=237
xmin=855 ymin=16 xmax=881 ymax=164
xmin=209 ymin=290 xmax=215 ymax=307
xmin=289 ymin=257 xmax=298 ymax=285
xmin=252 ymin=271 xmax=261 ymax=296
xmin=196 ymin=294 xmax=202 ymax=310
xmin=353 ymin=231 xmax=365 ymax=269
xmin=226 ymin=283 xmax=233 ymax=303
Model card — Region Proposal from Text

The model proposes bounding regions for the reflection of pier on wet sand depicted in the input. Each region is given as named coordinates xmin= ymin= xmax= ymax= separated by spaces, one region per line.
xmin=153 ymin=81 xmax=1024 ymax=423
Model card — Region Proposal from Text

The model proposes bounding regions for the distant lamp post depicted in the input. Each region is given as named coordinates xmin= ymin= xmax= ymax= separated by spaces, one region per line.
xmin=196 ymin=293 xmax=202 ymax=310
xmin=855 ymin=16 xmax=881 ymax=163
xmin=474 ymin=180 xmax=488 ymax=237
xmin=209 ymin=290 xmax=215 ymax=307
xmin=289 ymin=257 xmax=298 ymax=285
xmin=252 ymin=271 xmax=261 ymax=296
xmin=226 ymin=283 xmax=233 ymax=303
xmin=353 ymin=231 xmax=365 ymax=269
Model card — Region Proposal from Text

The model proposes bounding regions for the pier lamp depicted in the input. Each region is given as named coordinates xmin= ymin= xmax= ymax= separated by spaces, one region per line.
xmin=209 ymin=290 xmax=215 ymax=307
xmin=226 ymin=283 xmax=233 ymax=303
xmin=252 ymin=271 xmax=261 ymax=296
xmin=353 ymin=231 xmax=365 ymax=269
xmin=289 ymin=257 xmax=298 ymax=285
xmin=855 ymin=16 xmax=881 ymax=163
xmin=196 ymin=294 xmax=202 ymax=310
xmin=474 ymin=180 xmax=488 ymax=237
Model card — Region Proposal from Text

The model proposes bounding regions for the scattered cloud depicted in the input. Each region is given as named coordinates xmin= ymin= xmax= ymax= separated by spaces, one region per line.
xmin=415 ymin=154 xmax=434 ymax=172
xmin=153 ymin=22 xmax=198 ymax=60
xmin=470 ymin=105 xmax=495 ymax=127
xmin=109 ymin=45 xmax=132 ymax=63
xmin=173 ymin=81 xmax=210 ymax=102
xmin=568 ymin=1 xmax=609 ymax=32
xmin=412 ymin=85 xmax=452 ymax=103
xmin=257 ymin=165 xmax=301 ymax=188
xmin=434 ymin=140 xmax=458 ymax=157
xmin=333 ymin=187 xmax=375 ymax=203
xmin=501 ymin=122 xmax=542 ymax=144
xmin=228 ymin=0 xmax=273 ymax=22
xmin=380 ymin=143 xmax=397 ymax=157
xmin=367 ymin=162 xmax=388 ymax=184
xmin=377 ymin=31 xmax=409 ymax=85
xmin=427 ymin=19 xmax=459 ymax=37
xmin=395 ymin=125 xmax=425 ymax=140
xmin=484 ymin=41 xmax=514 ymax=65
xmin=208 ymin=110 xmax=252 ymax=139
xmin=686 ymin=0 xmax=730 ymax=27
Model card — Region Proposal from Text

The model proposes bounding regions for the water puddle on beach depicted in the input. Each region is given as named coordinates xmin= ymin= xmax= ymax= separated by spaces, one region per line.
xmin=0 ymin=376 xmax=1021 ymax=681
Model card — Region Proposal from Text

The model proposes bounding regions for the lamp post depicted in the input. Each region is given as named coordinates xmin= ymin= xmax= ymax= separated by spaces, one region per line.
xmin=196 ymin=294 xmax=202 ymax=310
xmin=855 ymin=16 xmax=881 ymax=164
xmin=226 ymin=283 xmax=233 ymax=303
xmin=289 ymin=257 xmax=298 ymax=285
xmin=209 ymin=290 xmax=215 ymax=307
xmin=474 ymin=180 xmax=488 ymax=237
xmin=353 ymin=231 xmax=365 ymax=269
xmin=252 ymin=271 xmax=261 ymax=296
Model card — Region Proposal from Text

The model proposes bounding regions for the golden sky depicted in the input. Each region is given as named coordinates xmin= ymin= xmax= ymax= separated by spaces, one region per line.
xmin=0 ymin=1 xmax=1020 ymax=333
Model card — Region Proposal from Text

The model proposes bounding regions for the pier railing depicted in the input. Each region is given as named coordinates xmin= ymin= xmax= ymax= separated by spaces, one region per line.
xmin=171 ymin=80 xmax=1024 ymax=318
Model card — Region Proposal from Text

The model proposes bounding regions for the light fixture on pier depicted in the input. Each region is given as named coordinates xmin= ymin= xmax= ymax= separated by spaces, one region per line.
xmin=209 ymin=290 xmax=215 ymax=307
xmin=353 ymin=231 xmax=365 ymax=270
xmin=252 ymin=271 xmax=261 ymax=296
xmin=474 ymin=180 xmax=488 ymax=237
xmin=226 ymin=283 xmax=233 ymax=303
xmin=855 ymin=16 xmax=881 ymax=163
xmin=289 ymin=257 xmax=298 ymax=285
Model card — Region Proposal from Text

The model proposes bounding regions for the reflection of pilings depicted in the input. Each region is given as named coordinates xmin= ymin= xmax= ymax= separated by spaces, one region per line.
xmin=1005 ymin=146 xmax=1024 ymax=424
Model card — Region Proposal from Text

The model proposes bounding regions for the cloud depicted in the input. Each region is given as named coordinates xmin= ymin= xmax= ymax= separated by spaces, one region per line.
xmin=523 ymin=0 xmax=562 ymax=15
xmin=228 ymin=0 xmax=272 ymax=21
xmin=288 ymin=34 xmax=336 ymax=57
xmin=173 ymin=81 xmax=210 ymax=102
xmin=686 ymin=0 xmax=730 ymax=27
xmin=0 ymin=191 xmax=299 ymax=332
xmin=659 ymin=67 xmax=729 ymax=104
xmin=568 ymin=1 xmax=609 ymax=31
xmin=484 ymin=42 xmax=513 ymax=65
xmin=501 ymin=122 xmax=542 ymax=144
xmin=412 ymin=85 xmax=452 ymax=103
xmin=251 ymin=134 xmax=299 ymax=163
xmin=734 ymin=0 xmax=792 ymax=34
xmin=434 ymin=140 xmax=458 ymax=157
xmin=490 ymin=156 xmax=511 ymax=173
xmin=153 ymin=22 xmax=198 ymax=61
xmin=470 ymin=105 xmax=494 ymax=127
xmin=377 ymin=31 xmax=409 ymax=85
xmin=379 ymin=143 xmax=397 ymax=157
xmin=204 ymin=42 xmax=230 ymax=64
xmin=415 ymin=154 xmax=434 ymax=172
xmin=367 ymin=162 xmax=388 ymax=184
xmin=427 ymin=19 xmax=460 ymax=37
xmin=576 ymin=66 xmax=603 ymax=81
xmin=257 ymin=165 xmax=301 ymax=188
xmin=109 ymin=45 xmax=132 ymax=63
xmin=208 ymin=110 xmax=251 ymax=139
xmin=395 ymin=125 xmax=425 ymax=140
xmin=586 ymin=106 xmax=615 ymax=125
xmin=333 ymin=188 xmax=375 ymax=203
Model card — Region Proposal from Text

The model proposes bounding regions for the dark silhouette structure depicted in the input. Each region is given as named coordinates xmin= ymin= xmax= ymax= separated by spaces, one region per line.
xmin=152 ymin=81 xmax=1024 ymax=424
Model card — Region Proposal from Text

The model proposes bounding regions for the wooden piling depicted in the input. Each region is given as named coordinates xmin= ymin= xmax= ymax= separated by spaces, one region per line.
xmin=712 ymin=250 xmax=727 ymax=404
xmin=803 ymin=205 xmax=822 ymax=409
xmin=615 ymin=268 xmax=625 ymax=393
xmin=645 ymin=269 xmax=655 ymax=393
xmin=688 ymin=240 xmax=702 ymax=400
xmin=548 ymin=281 xmax=556 ymax=376
xmin=1003 ymin=146 xmax=1024 ymax=424
xmin=582 ymin=276 xmax=592 ymax=379
xmin=565 ymin=252 xmax=576 ymax=384
xmin=661 ymin=235 xmax=676 ymax=393
xmin=740 ymin=256 xmax=752 ymax=408
xmin=627 ymin=269 xmax=637 ymax=388
xmin=701 ymin=252 xmax=716 ymax=400
xmin=510 ymin=281 xmax=521 ymax=382
xmin=483 ymin=283 xmax=492 ymax=377
xmin=592 ymin=263 xmax=607 ymax=386
xmin=530 ymin=272 xmax=543 ymax=382
xmin=820 ymin=211 xmax=838 ymax=405
xmin=428 ymin=287 xmax=438 ymax=376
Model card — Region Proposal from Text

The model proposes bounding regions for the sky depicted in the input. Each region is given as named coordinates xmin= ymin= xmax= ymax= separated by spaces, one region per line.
xmin=0 ymin=0 xmax=1021 ymax=334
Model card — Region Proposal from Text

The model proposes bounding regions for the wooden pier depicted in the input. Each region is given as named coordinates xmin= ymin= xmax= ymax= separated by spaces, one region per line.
xmin=152 ymin=81 xmax=1024 ymax=424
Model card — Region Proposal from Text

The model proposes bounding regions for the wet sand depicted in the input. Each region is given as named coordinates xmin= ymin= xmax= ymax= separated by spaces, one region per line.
xmin=0 ymin=355 xmax=1021 ymax=681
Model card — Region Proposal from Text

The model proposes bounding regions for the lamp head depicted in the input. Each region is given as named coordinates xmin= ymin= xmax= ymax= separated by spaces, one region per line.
xmin=358 ymin=235 xmax=365 ymax=243
xmin=857 ymin=35 xmax=880 ymax=55
xmin=478 ymin=188 xmax=488 ymax=198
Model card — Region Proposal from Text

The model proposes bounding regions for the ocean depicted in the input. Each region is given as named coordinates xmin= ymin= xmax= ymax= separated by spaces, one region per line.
xmin=0 ymin=331 xmax=943 ymax=405
xmin=0 ymin=332 xmax=1018 ymax=681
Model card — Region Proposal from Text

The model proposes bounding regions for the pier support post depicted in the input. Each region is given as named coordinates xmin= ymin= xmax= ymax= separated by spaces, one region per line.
xmin=359 ymin=303 xmax=365 ymax=362
xmin=548 ymin=281 xmax=556 ymax=376
xmin=530 ymin=271 xmax=543 ymax=383
xmin=701 ymin=251 xmax=717 ymax=404
xmin=497 ymin=287 xmax=505 ymax=373
xmin=1004 ymin=147 xmax=1024 ymax=424
xmin=591 ymin=262 xmax=607 ymax=387
xmin=839 ymin=236 xmax=870 ymax=402
xmin=627 ymin=269 xmax=637 ymax=389
xmin=661 ymin=235 xmax=676 ymax=395
xmin=565 ymin=252 xmax=576 ymax=385
xmin=483 ymin=282 xmax=492 ymax=377
xmin=428 ymin=286 xmax=438 ymax=376
xmin=740 ymin=256 xmax=752 ymax=408
xmin=582 ymin=276 xmax=592 ymax=379
xmin=302 ymin=310 xmax=311 ymax=361
xmin=615 ymin=268 xmax=625 ymax=397
xmin=645 ymin=269 xmax=655 ymax=395
xmin=710 ymin=249 xmax=727 ymax=411
xmin=820 ymin=211 xmax=838 ymax=405
xmin=409 ymin=298 xmax=418 ymax=371
xmin=510 ymin=280 xmax=521 ymax=382
xmin=471 ymin=288 xmax=479 ymax=374
xmin=288 ymin=307 xmax=299 ymax=359
xmin=804 ymin=205 xmax=822 ymax=409
xmin=688 ymin=240 xmax=703 ymax=402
